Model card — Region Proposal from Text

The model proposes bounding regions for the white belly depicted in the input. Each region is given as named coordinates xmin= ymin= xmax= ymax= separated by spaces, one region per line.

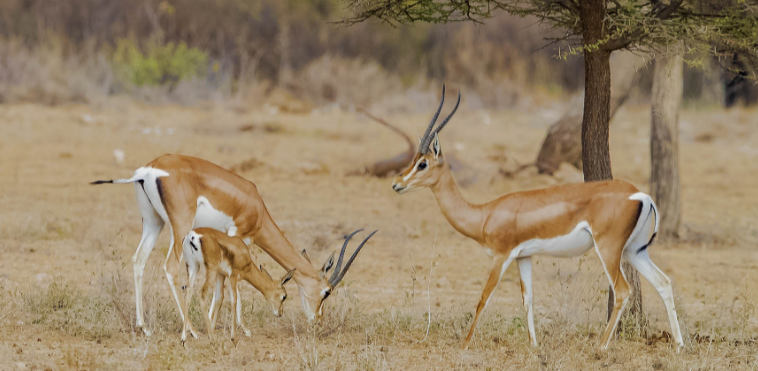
xmin=514 ymin=221 xmax=594 ymax=258
xmin=193 ymin=196 xmax=237 ymax=236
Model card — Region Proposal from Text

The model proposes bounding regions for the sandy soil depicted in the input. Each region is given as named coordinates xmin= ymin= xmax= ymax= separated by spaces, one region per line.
xmin=0 ymin=99 xmax=757 ymax=370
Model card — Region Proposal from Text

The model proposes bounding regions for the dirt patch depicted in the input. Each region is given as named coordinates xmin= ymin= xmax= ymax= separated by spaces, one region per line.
xmin=0 ymin=102 xmax=757 ymax=369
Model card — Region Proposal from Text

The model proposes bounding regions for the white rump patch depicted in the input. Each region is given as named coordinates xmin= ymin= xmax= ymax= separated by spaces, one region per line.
xmin=182 ymin=231 xmax=204 ymax=274
xmin=513 ymin=221 xmax=594 ymax=259
xmin=134 ymin=167 xmax=171 ymax=224
xmin=193 ymin=196 xmax=237 ymax=236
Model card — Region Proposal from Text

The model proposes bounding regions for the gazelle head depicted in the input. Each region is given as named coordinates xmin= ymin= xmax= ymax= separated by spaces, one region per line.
xmin=255 ymin=266 xmax=295 ymax=317
xmin=298 ymin=229 xmax=377 ymax=322
xmin=392 ymin=85 xmax=460 ymax=194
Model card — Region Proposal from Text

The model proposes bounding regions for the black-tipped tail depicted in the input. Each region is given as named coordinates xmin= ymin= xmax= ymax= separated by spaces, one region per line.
xmin=90 ymin=180 xmax=114 ymax=185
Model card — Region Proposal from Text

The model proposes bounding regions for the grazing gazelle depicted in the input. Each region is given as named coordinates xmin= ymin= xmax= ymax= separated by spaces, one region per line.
xmin=391 ymin=86 xmax=683 ymax=351
xmin=92 ymin=154 xmax=376 ymax=337
xmin=181 ymin=228 xmax=295 ymax=346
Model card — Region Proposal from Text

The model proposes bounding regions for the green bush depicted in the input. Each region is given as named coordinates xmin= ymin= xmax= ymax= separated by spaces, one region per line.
xmin=113 ymin=38 xmax=208 ymax=87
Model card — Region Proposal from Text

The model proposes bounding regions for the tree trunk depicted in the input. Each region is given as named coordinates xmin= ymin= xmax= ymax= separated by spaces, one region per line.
xmin=651 ymin=47 xmax=683 ymax=239
xmin=534 ymin=55 xmax=640 ymax=175
xmin=578 ymin=0 xmax=643 ymax=327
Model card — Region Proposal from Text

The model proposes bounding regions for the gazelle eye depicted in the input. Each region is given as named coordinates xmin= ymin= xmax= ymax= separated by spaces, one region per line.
xmin=323 ymin=290 xmax=331 ymax=299
xmin=417 ymin=162 xmax=427 ymax=170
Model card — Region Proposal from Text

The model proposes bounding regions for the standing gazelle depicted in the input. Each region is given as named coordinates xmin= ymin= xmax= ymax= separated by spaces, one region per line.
xmin=181 ymin=228 xmax=295 ymax=346
xmin=92 ymin=154 xmax=376 ymax=337
xmin=391 ymin=86 xmax=683 ymax=351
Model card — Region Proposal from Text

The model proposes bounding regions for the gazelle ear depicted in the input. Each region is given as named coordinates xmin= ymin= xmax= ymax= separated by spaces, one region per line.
xmin=320 ymin=251 xmax=335 ymax=278
xmin=261 ymin=265 xmax=273 ymax=280
xmin=281 ymin=269 xmax=296 ymax=286
xmin=417 ymin=133 xmax=423 ymax=146
xmin=301 ymin=249 xmax=312 ymax=263
xmin=432 ymin=133 xmax=442 ymax=160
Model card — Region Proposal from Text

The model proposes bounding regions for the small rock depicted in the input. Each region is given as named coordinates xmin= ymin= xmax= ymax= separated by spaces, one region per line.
xmin=13 ymin=362 xmax=27 ymax=371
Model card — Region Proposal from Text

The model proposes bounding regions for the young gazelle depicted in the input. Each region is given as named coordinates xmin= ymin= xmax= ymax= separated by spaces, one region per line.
xmin=181 ymin=228 xmax=295 ymax=345
xmin=92 ymin=154 xmax=376 ymax=337
xmin=391 ymin=86 xmax=683 ymax=351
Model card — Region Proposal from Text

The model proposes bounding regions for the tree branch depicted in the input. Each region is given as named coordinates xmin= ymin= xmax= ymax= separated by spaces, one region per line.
xmin=601 ymin=0 xmax=684 ymax=51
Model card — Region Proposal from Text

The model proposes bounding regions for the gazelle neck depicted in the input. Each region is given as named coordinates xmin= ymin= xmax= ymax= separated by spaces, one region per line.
xmin=430 ymin=164 xmax=485 ymax=241
xmin=253 ymin=214 xmax=321 ymax=284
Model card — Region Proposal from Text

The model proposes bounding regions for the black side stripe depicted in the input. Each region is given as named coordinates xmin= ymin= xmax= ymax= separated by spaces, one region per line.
xmin=189 ymin=238 xmax=199 ymax=252
xmin=138 ymin=179 xmax=158 ymax=211
xmin=636 ymin=203 xmax=657 ymax=255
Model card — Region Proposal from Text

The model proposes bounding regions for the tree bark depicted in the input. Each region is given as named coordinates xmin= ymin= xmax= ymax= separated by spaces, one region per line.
xmin=651 ymin=47 xmax=683 ymax=239
xmin=578 ymin=0 xmax=643 ymax=326
xmin=579 ymin=0 xmax=612 ymax=182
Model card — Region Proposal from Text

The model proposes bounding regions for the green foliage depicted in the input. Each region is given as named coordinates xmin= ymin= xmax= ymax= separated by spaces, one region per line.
xmin=113 ymin=38 xmax=208 ymax=87
xmin=343 ymin=0 xmax=758 ymax=73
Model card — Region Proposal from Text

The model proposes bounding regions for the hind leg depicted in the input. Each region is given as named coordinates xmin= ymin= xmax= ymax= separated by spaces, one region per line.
xmin=517 ymin=257 xmax=537 ymax=347
xmin=209 ymin=273 xmax=225 ymax=329
xmin=594 ymin=235 xmax=631 ymax=351
xmin=624 ymin=248 xmax=684 ymax=350
xmin=133 ymin=183 xmax=164 ymax=336
xmin=164 ymin=214 xmax=199 ymax=338
xmin=235 ymin=280 xmax=252 ymax=337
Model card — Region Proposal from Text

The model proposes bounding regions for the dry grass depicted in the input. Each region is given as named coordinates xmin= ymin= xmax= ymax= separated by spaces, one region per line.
xmin=0 ymin=101 xmax=757 ymax=369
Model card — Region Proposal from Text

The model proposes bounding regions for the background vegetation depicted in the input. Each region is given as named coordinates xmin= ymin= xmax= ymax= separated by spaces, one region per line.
xmin=0 ymin=0 xmax=753 ymax=109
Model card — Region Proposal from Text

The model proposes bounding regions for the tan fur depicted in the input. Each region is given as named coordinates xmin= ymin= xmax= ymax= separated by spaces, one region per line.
xmin=392 ymin=140 xmax=682 ymax=351
xmin=181 ymin=228 xmax=293 ymax=345
xmin=121 ymin=154 xmax=350 ymax=334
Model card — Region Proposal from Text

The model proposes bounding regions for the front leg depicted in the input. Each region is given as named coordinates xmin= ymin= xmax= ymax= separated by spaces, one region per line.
xmin=462 ymin=255 xmax=512 ymax=350
xmin=209 ymin=273 xmax=225 ymax=329
xmin=181 ymin=264 xmax=199 ymax=347
xmin=229 ymin=275 xmax=239 ymax=345
xmin=235 ymin=280 xmax=252 ymax=337
xmin=517 ymin=257 xmax=537 ymax=347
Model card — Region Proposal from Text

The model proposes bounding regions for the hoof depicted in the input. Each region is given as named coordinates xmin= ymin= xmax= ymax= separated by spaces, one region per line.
xmin=138 ymin=326 xmax=152 ymax=337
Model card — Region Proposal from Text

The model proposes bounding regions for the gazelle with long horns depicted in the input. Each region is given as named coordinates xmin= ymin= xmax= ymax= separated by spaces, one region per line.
xmin=92 ymin=154 xmax=376 ymax=337
xmin=391 ymin=86 xmax=683 ymax=351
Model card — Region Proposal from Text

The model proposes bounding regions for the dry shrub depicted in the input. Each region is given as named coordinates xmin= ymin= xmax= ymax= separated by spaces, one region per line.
xmin=293 ymin=55 xmax=403 ymax=109
xmin=0 ymin=39 xmax=115 ymax=106
xmin=22 ymin=277 xmax=118 ymax=341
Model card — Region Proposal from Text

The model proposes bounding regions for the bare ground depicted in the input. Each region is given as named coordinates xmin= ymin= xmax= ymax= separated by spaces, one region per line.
xmin=0 ymin=100 xmax=757 ymax=370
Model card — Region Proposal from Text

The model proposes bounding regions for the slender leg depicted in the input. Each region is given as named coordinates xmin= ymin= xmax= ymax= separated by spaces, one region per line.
xmin=229 ymin=275 xmax=239 ymax=345
xmin=181 ymin=263 xmax=198 ymax=347
xmin=164 ymin=219 xmax=198 ymax=338
xmin=517 ymin=257 xmax=537 ymax=347
xmin=132 ymin=185 xmax=164 ymax=336
xmin=199 ymin=270 xmax=216 ymax=338
xmin=594 ymin=237 xmax=631 ymax=351
xmin=209 ymin=273 xmax=225 ymax=329
xmin=462 ymin=255 xmax=512 ymax=349
xmin=235 ymin=279 xmax=252 ymax=337
xmin=625 ymin=249 xmax=684 ymax=350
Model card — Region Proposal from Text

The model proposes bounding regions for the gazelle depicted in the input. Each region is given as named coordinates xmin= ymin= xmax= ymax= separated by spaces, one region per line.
xmin=181 ymin=228 xmax=295 ymax=345
xmin=92 ymin=154 xmax=376 ymax=337
xmin=391 ymin=86 xmax=683 ymax=351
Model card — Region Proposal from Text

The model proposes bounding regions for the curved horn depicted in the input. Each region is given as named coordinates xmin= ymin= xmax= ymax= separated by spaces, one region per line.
xmin=419 ymin=84 xmax=446 ymax=154
xmin=329 ymin=229 xmax=363 ymax=284
xmin=329 ymin=230 xmax=378 ymax=287
xmin=430 ymin=91 xmax=461 ymax=138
